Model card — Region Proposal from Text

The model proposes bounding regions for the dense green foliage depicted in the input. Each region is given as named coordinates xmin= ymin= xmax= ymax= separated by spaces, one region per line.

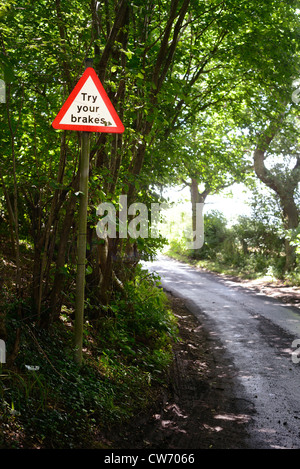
xmin=0 ymin=260 xmax=176 ymax=448
xmin=168 ymin=189 xmax=300 ymax=283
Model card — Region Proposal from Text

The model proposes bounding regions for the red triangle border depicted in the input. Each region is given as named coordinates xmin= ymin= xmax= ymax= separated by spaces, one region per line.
xmin=52 ymin=67 xmax=125 ymax=133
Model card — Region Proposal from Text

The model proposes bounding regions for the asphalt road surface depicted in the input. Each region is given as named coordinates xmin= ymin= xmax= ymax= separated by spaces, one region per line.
xmin=145 ymin=256 xmax=300 ymax=449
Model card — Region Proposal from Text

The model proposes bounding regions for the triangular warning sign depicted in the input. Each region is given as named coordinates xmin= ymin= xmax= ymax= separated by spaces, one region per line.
xmin=52 ymin=67 xmax=124 ymax=133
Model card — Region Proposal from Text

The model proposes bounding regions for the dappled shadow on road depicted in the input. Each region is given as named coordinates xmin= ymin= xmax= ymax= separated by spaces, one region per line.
xmin=192 ymin=264 xmax=300 ymax=311
xmin=106 ymin=295 xmax=254 ymax=449
xmin=157 ymin=256 xmax=300 ymax=310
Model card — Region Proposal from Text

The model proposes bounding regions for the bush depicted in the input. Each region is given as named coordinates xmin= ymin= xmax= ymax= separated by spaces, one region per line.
xmin=166 ymin=209 xmax=299 ymax=283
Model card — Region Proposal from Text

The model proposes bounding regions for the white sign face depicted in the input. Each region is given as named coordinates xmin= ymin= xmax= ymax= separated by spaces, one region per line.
xmin=52 ymin=67 xmax=124 ymax=133
xmin=59 ymin=76 xmax=117 ymax=127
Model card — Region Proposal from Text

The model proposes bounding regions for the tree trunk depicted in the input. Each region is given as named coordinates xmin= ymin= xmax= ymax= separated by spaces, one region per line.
xmin=48 ymin=193 xmax=77 ymax=324
xmin=253 ymin=128 xmax=299 ymax=271
xmin=281 ymin=193 xmax=299 ymax=271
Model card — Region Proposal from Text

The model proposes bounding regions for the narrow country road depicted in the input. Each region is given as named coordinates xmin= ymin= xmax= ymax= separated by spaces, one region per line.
xmin=145 ymin=256 xmax=300 ymax=449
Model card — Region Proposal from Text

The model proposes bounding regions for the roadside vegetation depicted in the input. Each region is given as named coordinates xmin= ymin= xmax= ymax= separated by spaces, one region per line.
xmin=167 ymin=187 xmax=300 ymax=286
xmin=0 ymin=229 xmax=177 ymax=448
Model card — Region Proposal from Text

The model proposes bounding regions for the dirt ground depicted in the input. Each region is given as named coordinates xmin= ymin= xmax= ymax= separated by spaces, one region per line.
xmin=212 ymin=272 xmax=300 ymax=310
xmin=105 ymin=294 xmax=254 ymax=450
